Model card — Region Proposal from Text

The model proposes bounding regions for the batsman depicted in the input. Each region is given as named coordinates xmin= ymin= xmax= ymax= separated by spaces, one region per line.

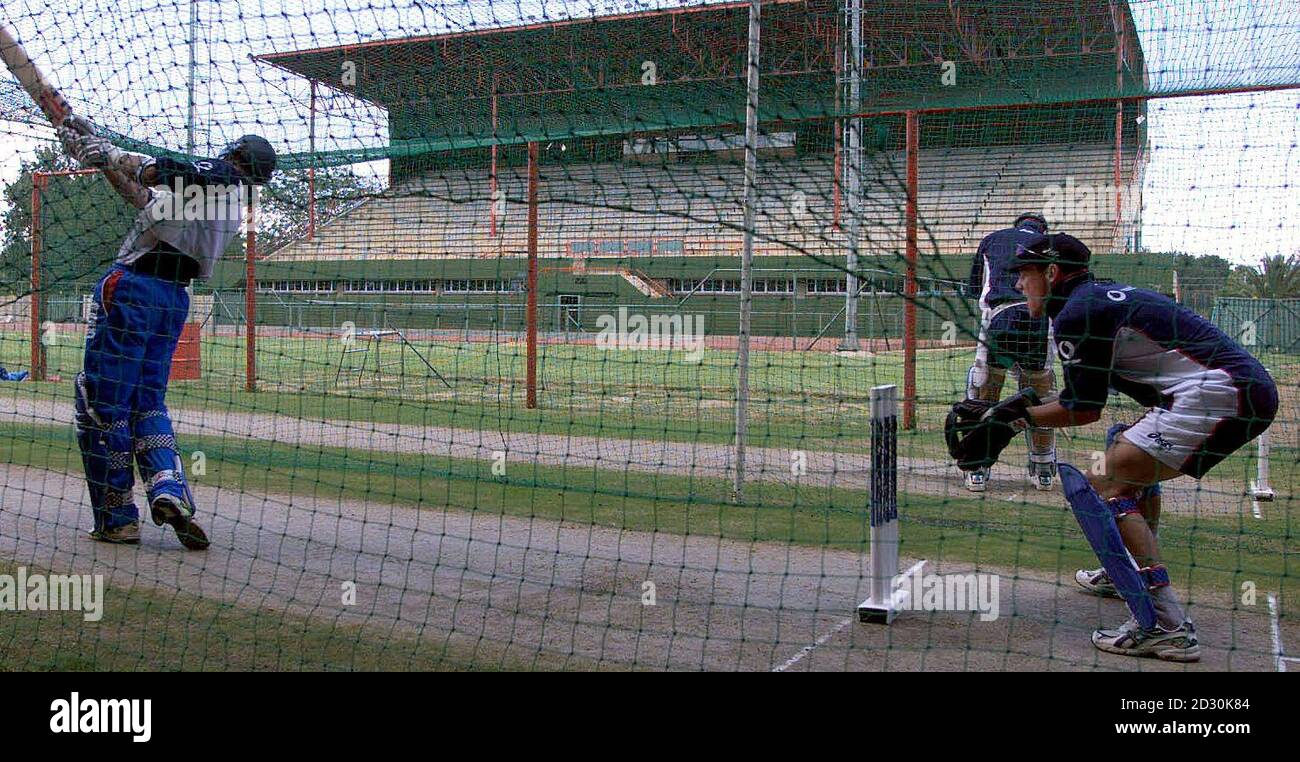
xmin=946 ymin=233 xmax=1277 ymax=661
xmin=56 ymin=118 xmax=276 ymax=548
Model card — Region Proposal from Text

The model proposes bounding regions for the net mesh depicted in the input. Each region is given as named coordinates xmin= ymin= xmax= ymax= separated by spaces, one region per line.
xmin=0 ymin=0 xmax=1296 ymax=671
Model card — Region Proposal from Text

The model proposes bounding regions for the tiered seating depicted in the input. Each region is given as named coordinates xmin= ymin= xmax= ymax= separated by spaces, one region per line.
xmin=269 ymin=143 xmax=1142 ymax=262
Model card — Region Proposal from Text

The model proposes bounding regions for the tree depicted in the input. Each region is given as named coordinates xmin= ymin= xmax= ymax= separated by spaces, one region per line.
xmin=1226 ymin=253 xmax=1300 ymax=299
xmin=1 ymin=145 xmax=135 ymax=294
xmin=2 ymin=145 xmax=69 ymax=292
xmin=2 ymin=146 xmax=381 ymax=292
xmin=255 ymin=165 xmax=384 ymax=255
xmin=1173 ymin=252 xmax=1234 ymax=283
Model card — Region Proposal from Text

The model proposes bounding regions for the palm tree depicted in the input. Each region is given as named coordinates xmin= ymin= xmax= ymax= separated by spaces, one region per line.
xmin=1227 ymin=253 xmax=1300 ymax=299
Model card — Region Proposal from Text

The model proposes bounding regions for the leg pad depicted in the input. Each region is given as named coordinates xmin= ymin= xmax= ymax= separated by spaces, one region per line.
xmin=1060 ymin=463 xmax=1158 ymax=630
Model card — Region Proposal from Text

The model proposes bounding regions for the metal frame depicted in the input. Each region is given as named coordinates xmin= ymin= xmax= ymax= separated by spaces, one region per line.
xmin=28 ymin=169 xmax=100 ymax=382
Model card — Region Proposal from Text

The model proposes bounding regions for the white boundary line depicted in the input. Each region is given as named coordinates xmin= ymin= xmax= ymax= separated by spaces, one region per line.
xmin=1267 ymin=594 xmax=1285 ymax=672
xmin=772 ymin=616 xmax=853 ymax=672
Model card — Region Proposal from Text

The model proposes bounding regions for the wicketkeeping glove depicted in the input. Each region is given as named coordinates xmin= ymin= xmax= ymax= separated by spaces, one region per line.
xmin=945 ymin=388 xmax=1041 ymax=471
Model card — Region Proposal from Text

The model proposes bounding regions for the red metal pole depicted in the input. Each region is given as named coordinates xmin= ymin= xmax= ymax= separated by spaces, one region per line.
xmin=832 ymin=121 xmax=841 ymax=231
xmin=490 ymin=80 xmax=499 ymax=238
xmin=308 ymin=79 xmax=317 ymax=241
xmin=903 ymin=111 xmax=918 ymax=429
xmin=1114 ymin=2 xmax=1125 ymax=235
xmin=526 ymin=142 xmax=538 ymax=409
xmin=1114 ymin=107 xmax=1123 ymax=219
xmin=245 ymin=188 xmax=257 ymax=392
xmin=30 ymin=173 xmax=45 ymax=382
xmin=832 ymin=28 xmax=842 ymax=231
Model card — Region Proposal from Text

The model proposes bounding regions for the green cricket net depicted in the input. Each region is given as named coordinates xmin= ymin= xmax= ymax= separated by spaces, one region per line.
xmin=0 ymin=0 xmax=1296 ymax=671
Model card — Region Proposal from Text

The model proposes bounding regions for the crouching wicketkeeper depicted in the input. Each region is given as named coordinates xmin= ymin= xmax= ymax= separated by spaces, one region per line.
xmin=946 ymin=233 xmax=1277 ymax=661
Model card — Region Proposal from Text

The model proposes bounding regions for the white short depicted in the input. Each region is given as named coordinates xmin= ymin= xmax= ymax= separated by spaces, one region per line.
xmin=1121 ymin=376 xmax=1241 ymax=476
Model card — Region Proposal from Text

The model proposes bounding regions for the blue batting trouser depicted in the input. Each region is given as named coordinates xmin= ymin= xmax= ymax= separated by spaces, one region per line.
xmin=77 ymin=264 xmax=191 ymax=532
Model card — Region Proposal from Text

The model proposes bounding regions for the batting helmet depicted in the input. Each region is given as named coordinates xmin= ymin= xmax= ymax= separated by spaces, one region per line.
xmin=219 ymin=135 xmax=277 ymax=184
xmin=1014 ymin=211 xmax=1048 ymax=230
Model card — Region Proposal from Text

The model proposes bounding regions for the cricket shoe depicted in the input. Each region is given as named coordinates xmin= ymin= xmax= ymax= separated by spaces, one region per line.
xmin=1075 ymin=567 xmax=1121 ymax=598
xmin=151 ymin=494 xmax=210 ymax=551
xmin=90 ymin=521 xmax=140 ymax=545
xmin=964 ymin=467 xmax=990 ymax=493
xmin=1029 ymin=462 xmax=1056 ymax=491
xmin=1092 ymin=618 xmax=1200 ymax=662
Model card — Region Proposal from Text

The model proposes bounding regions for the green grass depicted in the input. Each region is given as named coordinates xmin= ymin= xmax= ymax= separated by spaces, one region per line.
xmin=1 ymin=419 xmax=1292 ymax=607
xmin=2 ymin=322 xmax=1293 ymax=518
xmin=3 ymin=332 xmax=1292 ymax=492
xmin=7 ymin=331 xmax=934 ymax=449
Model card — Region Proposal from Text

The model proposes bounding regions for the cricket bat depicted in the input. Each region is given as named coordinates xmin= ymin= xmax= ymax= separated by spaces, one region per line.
xmin=0 ymin=22 xmax=72 ymax=126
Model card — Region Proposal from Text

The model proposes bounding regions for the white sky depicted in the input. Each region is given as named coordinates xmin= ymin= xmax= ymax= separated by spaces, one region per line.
xmin=0 ymin=0 xmax=1297 ymax=263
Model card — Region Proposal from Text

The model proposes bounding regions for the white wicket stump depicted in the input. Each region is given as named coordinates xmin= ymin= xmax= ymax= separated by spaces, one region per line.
xmin=858 ymin=385 xmax=926 ymax=624
xmin=1250 ymin=430 xmax=1275 ymax=518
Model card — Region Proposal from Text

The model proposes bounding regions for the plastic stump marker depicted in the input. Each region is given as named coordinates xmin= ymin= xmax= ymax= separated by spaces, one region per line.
xmin=858 ymin=384 xmax=927 ymax=624
xmin=1250 ymin=430 xmax=1275 ymax=519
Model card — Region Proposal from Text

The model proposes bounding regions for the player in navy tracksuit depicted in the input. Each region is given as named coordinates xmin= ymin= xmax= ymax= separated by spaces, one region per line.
xmin=979 ymin=233 xmax=1277 ymax=661
xmin=961 ymin=213 xmax=1057 ymax=493
xmin=58 ymin=117 xmax=276 ymax=548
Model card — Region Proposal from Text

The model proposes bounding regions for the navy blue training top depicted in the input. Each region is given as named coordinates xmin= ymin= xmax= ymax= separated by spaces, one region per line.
xmin=1049 ymin=274 xmax=1271 ymax=411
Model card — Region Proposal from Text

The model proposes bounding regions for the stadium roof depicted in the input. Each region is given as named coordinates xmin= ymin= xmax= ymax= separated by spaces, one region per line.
xmin=255 ymin=0 xmax=821 ymax=106
xmin=1 ymin=2 xmax=1154 ymax=171
xmin=255 ymin=0 xmax=1147 ymax=149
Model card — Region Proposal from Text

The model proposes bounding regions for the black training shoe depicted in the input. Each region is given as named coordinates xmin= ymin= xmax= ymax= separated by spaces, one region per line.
xmin=151 ymin=495 xmax=210 ymax=551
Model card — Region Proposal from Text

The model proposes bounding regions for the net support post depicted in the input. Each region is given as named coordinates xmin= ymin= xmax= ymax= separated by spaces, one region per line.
xmin=838 ymin=0 xmax=862 ymax=352
xmin=526 ymin=141 xmax=539 ymax=409
xmin=902 ymin=110 xmax=918 ymax=429
xmin=858 ymin=384 xmax=926 ymax=624
xmin=29 ymin=173 xmax=46 ymax=382
xmin=245 ymin=186 xmax=257 ymax=392
xmin=732 ymin=0 xmax=761 ymax=503
xmin=308 ymin=78 xmax=316 ymax=241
